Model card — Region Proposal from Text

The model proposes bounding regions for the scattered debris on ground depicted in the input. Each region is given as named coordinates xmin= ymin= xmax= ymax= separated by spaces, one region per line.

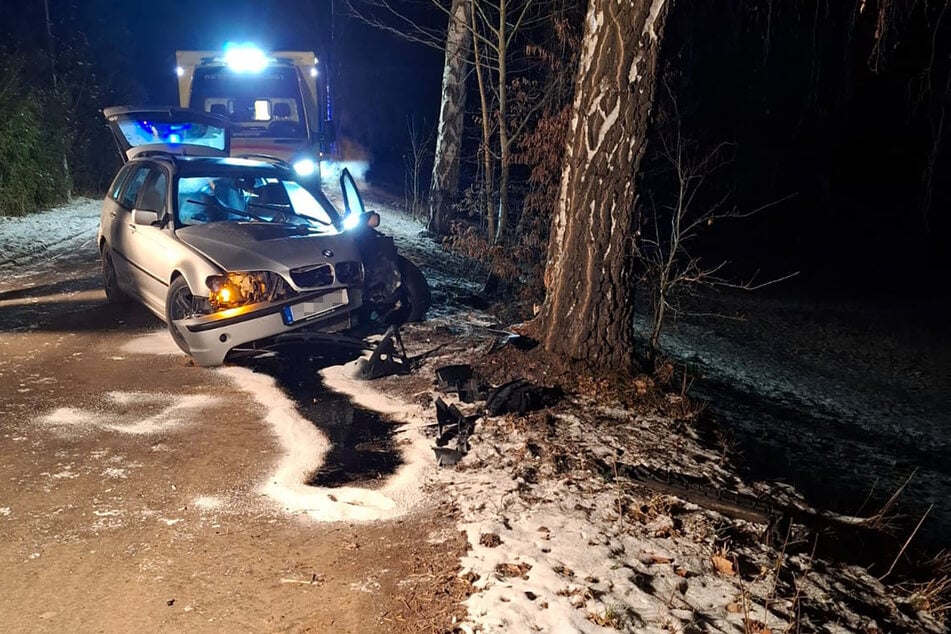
xmin=339 ymin=293 xmax=948 ymax=633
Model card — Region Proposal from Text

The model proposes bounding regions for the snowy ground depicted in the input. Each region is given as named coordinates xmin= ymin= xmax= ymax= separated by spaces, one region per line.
xmin=646 ymin=290 xmax=951 ymax=546
xmin=0 ymin=198 xmax=101 ymax=281
xmin=2 ymin=197 xmax=947 ymax=632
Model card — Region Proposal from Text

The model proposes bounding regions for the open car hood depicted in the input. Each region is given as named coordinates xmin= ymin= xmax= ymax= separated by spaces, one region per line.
xmin=103 ymin=106 xmax=230 ymax=162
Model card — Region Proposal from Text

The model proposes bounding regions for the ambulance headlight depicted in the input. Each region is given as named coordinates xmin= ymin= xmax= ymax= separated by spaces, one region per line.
xmin=293 ymin=158 xmax=316 ymax=177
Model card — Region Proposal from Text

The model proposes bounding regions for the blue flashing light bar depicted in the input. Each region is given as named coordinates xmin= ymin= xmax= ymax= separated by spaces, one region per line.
xmin=222 ymin=42 xmax=271 ymax=73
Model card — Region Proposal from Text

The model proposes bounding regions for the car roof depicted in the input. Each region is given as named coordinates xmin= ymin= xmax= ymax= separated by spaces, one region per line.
xmin=131 ymin=155 xmax=293 ymax=179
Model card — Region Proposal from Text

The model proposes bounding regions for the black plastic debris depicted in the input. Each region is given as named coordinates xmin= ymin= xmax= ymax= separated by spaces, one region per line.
xmin=435 ymin=397 xmax=477 ymax=449
xmin=485 ymin=378 xmax=559 ymax=416
xmin=359 ymin=326 xmax=410 ymax=380
xmin=435 ymin=364 xmax=484 ymax=403
xmin=432 ymin=446 xmax=467 ymax=467
xmin=488 ymin=332 xmax=538 ymax=354
xmin=432 ymin=397 xmax=479 ymax=465
xmin=436 ymin=363 xmax=472 ymax=389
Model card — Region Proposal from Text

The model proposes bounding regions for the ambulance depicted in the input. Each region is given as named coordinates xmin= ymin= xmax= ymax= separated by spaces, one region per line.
xmin=175 ymin=44 xmax=333 ymax=176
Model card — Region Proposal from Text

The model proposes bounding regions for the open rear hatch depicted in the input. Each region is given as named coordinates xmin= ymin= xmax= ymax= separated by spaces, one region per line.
xmin=103 ymin=106 xmax=231 ymax=162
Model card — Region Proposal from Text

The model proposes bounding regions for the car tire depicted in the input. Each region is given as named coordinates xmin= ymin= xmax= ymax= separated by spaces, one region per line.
xmin=101 ymin=246 xmax=130 ymax=304
xmin=165 ymin=276 xmax=194 ymax=355
xmin=397 ymin=256 xmax=431 ymax=323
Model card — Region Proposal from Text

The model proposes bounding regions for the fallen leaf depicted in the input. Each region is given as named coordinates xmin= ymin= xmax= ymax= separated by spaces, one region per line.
xmin=645 ymin=554 xmax=673 ymax=565
xmin=496 ymin=562 xmax=532 ymax=578
xmin=726 ymin=601 xmax=743 ymax=613
xmin=744 ymin=618 xmax=772 ymax=634
xmin=712 ymin=554 xmax=735 ymax=577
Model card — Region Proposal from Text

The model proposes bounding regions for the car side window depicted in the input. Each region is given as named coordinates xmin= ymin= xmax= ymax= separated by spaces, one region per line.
xmin=138 ymin=171 xmax=168 ymax=214
xmin=118 ymin=167 xmax=149 ymax=209
xmin=109 ymin=166 xmax=134 ymax=201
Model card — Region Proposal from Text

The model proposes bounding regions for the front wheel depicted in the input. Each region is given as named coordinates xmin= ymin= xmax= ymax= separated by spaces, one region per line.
xmin=396 ymin=256 xmax=430 ymax=323
xmin=165 ymin=277 xmax=195 ymax=355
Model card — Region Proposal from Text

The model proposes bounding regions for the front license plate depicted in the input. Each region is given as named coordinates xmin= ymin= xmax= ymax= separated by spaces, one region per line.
xmin=281 ymin=289 xmax=348 ymax=326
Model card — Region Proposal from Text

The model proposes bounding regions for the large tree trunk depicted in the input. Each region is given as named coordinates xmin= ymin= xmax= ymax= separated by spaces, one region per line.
xmin=428 ymin=0 xmax=471 ymax=235
xmin=534 ymin=0 xmax=671 ymax=375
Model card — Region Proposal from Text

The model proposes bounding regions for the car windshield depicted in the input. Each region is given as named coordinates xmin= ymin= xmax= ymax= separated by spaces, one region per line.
xmin=176 ymin=175 xmax=335 ymax=229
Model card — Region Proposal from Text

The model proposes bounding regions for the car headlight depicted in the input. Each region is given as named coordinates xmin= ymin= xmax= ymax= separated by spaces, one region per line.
xmin=293 ymin=158 xmax=316 ymax=177
xmin=205 ymin=271 xmax=292 ymax=311
xmin=342 ymin=213 xmax=361 ymax=230
xmin=342 ymin=211 xmax=379 ymax=231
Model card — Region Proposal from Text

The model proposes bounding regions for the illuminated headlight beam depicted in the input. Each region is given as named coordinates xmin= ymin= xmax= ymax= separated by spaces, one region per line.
xmin=293 ymin=159 xmax=316 ymax=177
xmin=343 ymin=213 xmax=361 ymax=230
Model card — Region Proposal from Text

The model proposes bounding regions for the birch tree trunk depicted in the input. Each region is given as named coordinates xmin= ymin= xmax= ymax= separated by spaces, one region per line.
xmin=534 ymin=0 xmax=671 ymax=374
xmin=428 ymin=0 xmax=471 ymax=235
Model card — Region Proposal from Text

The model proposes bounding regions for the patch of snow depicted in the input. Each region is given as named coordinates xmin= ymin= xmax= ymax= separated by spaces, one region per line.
xmin=350 ymin=579 xmax=381 ymax=594
xmin=120 ymin=330 xmax=182 ymax=357
xmin=426 ymin=527 xmax=458 ymax=545
xmin=36 ymin=391 xmax=221 ymax=436
xmin=0 ymin=507 xmax=10 ymax=516
xmin=0 ymin=198 xmax=101 ymax=272
xmin=193 ymin=496 xmax=225 ymax=510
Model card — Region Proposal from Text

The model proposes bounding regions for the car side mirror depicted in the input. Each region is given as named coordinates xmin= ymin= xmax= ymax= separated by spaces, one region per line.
xmin=132 ymin=209 xmax=161 ymax=226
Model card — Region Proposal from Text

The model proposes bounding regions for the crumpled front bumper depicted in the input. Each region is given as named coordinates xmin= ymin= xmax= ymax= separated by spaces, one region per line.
xmin=173 ymin=288 xmax=362 ymax=366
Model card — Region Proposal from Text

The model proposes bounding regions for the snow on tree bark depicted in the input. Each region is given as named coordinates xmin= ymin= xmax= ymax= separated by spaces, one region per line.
xmin=428 ymin=0 xmax=471 ymax=235
xmin=536 ymin=0 xmax=670 ymax=373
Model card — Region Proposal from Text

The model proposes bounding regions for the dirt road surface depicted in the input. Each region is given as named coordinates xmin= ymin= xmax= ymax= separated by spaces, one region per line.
xmin=0 ymin=255 xmax=466 ymax=632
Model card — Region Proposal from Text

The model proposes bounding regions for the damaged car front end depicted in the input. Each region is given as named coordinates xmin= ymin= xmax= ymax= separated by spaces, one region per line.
xmin=98 ymin=106 xmax=428 ymax=366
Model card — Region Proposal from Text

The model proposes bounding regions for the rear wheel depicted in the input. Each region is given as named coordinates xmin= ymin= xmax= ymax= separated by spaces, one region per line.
xmin=101 ymin=246 xmax=129 ymax=304
xmin=165 ymin=277 xmax=195 ymax=355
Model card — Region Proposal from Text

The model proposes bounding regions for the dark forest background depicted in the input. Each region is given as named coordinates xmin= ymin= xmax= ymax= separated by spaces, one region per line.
xmin=655 ymin=1 xmax=950 ymax=294
xmin=0 ymin=0 xmax=947 ymax=298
